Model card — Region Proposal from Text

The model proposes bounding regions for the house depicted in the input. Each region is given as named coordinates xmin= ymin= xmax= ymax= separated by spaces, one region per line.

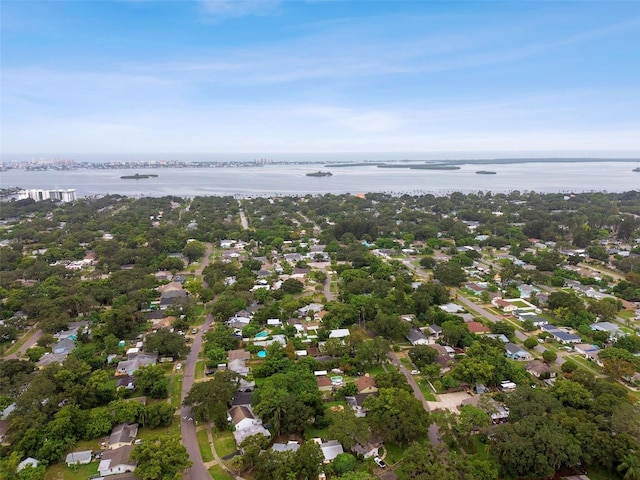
xmin=504 ymin=343 xmax=532 ymax=361
xmin=517 ymin=284 xmax=539 ymax=299
xmin=315 ymin=439 xmax=344 ymax=463
xmin=428 ymin=324 xmax=443 ymax=338
xmin=345 ymin=393 xmax=375 ymax=417
xmin=228 ymin=349 xmax=251 ymax=362
xmin=272 ymin=441 xmax=300 ymax=453
xmin=66 ymin=450 xmax=92 ymax=466
xmin=116 ymin=375 xmax=135 ymax=390
xmin=108 ymin=423 xmax=138 ymax=450
xmin=52 ymin=338 xmax=76 ymax=355
xmin=465 ymin=282 xmax=486 ymax=296
xmin=492 ymin=298 xmax=518 ymax=313
xmin=267 ymin=318 xmax=282 ymax=327
xmin=400 ymin=314 xmax=415 ymax=323
xmin=231 ymin=391 xmax=253 ymax=407
xmin=525 ymin=360 xmax=556 ymax=378
xmin=351 ymin=439 xmax=382 ymax=458
xmin=116 ymin=354 xmax=158 ymax=376
xmin=355 ymin=375 xmax=378 ymax=394
xmin=298 ymin=303 xmax=324 ymax=317
xmin=575 ymin=344 xmax=603 ymax=366
xmin=486 ymin=333 xmax=509 ymax=343
xmin=98 ymin=445 xmax=136 ymax=477
xmin=440 ymin=303 xmax=464 ymax=314
xmin=17 ymin=457 xmax=39 ymax=472
xmin=227 ymin=359 xmax=250 ymax=375
xmin=467 ymin=322 xmax=491 ymax=335
xmin=316 ymin=376 xmax=333 ymax=392
xmin=228 ymin=405 xmax=270 ymax=445
xmin=329 ymin=329 xmax=350 ymax=339
xmin=552 ymin=331 xmax=582 ymax=344
xmin=159 ymin=290 xmax=188 ymax=308
xmin=37 ymin=352 xmax=68 ymax=368
xmin=406 ymin=328 xmax=429 ymax=345
xmin=591 ymin=322 xmax=625 ymax=339
xmin=516 ymin=313 xmax=548 ymax=327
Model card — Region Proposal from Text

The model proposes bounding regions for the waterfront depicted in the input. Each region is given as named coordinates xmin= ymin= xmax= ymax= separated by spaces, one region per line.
xmin=1 ymin=161 xmax=639 ymax=198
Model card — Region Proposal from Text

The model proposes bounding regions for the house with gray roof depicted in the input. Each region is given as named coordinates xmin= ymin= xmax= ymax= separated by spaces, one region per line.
xmin=52 ymin=338 xmax=76 ymax=355
xmin=66 ymin=450 xmax=92 ymax=466
xmin=406 ymin=328 xmax=429 ymax=346
xmin=108 ymin=423 xmax=138 ymax=450
xmin=98 ymin=445 xmax=136 ymax=477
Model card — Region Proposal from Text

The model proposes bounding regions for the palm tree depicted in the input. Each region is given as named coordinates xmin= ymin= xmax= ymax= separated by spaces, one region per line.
xmin=618 ymin=453 xmax=640 ymax=480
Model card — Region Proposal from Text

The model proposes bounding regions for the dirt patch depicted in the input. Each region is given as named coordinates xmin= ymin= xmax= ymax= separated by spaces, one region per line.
xmin=426 ymin=391 xmax=472 ymax=413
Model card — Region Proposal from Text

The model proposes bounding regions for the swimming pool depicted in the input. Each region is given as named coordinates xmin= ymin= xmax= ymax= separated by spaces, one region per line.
xmin=257 ymin=350 xmax=267 ymax=358
xmin=256 ymin=330 xmax=269 ymax=338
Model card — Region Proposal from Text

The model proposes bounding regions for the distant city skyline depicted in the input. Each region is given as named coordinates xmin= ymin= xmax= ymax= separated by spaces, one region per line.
xmin=1 ymin=1 xmax=639 ymax=156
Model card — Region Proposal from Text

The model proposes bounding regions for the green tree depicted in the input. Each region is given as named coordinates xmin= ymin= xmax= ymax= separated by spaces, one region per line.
xmin=542 ymin=349 xmax=557 ymax=363
xmin=618 ymin=454 xmax=640 ymax=480
xmin=182 ymin=240 xmax=206 ymax=263
xmin=131 ymin=435 xmax=192 ymax=480
xmin=144 ymin=328 xmax=189 ymax=358
xmin=408 ymin=345 xmax=439 ymax=368
xmin=135 ymin=364 xmax=169 ymax=399
xmin=523 ymin=337 xmax=538 ymax=349
xmin=363 ymin=387 xmax=429 ymax=445
xmin=183 ymin=370 xmax=240 ymax=428
xmin=280 ymin=278 xmax=304 ymax=294
xmin=332 ymin=453 xmax=357 ymax=475
xmin=433 ymin=260 xmax=467 ymax=287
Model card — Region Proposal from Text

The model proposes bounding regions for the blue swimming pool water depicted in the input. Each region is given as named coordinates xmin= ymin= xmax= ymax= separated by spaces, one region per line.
xmin=257 ymin=350 xmax=267 ymax=358
xmin=256 ymin=330 xmax=269 ymax=338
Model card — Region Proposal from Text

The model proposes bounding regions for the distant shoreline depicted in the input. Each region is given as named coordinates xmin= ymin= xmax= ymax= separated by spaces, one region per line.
xmin=1 ymin=157 xmax=639 ymax=172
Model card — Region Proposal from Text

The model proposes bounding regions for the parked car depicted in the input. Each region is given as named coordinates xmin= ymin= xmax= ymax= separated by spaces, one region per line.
xmin=410 ymin=369 xmax=420 ymax=375
xmin=374 ymin=457 xmax=387 ymax=468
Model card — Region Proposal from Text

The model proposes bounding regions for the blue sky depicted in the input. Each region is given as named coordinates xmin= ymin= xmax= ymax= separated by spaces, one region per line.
xmin=1 ymin=0 xmax=639 ymax=157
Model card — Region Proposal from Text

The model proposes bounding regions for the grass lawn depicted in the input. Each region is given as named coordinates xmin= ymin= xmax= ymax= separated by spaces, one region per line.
xmin=197 ymin=428 xmax=214 ymax=463
xmin=213 ymin=430 xmax=237 ymax=458
xmin=366 ymin=365 xmax=387 ymax=376
xmin=45 ymin=461 xmax=98 ymax=480
xmin=137 ymin=422 xmax=178 ymax=441
xmin=586 ymin=465 xmax=622 ymax=480
xmin=384 ymin=443 xmax=409 ymax=465
xmin=418 ymin=380 xmax=437 ymax=401
xmin=304 ymin=424 xmax=331 ymax=441
xmin=208 ymin=464 xmax=235 ymax=480
xmin=170 ymin=374 xmax=183 ymax=408
xmin=195 ymin=360 xmax=206 ymax=380
xmin=473 ymin=436 xmax=490 ymax=460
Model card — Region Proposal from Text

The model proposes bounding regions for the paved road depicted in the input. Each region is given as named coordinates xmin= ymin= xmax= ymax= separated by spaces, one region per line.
xmin=238 ymin=201 xmax=249 ymax=230
xmin=181 ymin=313 xmax=215 ymax=480
xmin=3 ymin=328 xmax=43 ymax=360
xmin=181 ymin=242 xmax=215 ymax=480
xmin=324 ymin=270 xmax=334 ymax=301
xmin=387 ymin=351 xmax=440 ymax=445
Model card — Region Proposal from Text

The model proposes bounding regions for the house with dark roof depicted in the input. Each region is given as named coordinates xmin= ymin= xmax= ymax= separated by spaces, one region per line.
xmin=406 ymin=328 xmax=429 ymax=345
xmin=98 ymin=445 xmax=136 ymax=477
xmin=228 ymin=405 xmax=270 ymax=445
xmin=504 ymin=343 xmax=532 ymax=361
xmin=116 ymin=354 xmax=157 ymax=376
xmin=108 ymin=423 xmax=138 ymax=450
xmin=525 ymin=360 xmax=556 ymax=378
xmin=345 ymin=392 xmax=376 ymax=417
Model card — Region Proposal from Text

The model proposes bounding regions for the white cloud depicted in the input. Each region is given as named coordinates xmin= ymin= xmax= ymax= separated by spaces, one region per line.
xmin=198 ymin=0 xmax=281 ymax=18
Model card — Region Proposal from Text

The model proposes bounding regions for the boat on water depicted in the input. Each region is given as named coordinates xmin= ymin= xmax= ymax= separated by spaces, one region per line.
xmin=306 ymin=171 xmax=333 ymax=177
xmin=120 ymin=173 xmax=159 ymax=179
xmin=633 ymin=167 xmax=640 ymax=172
xmin=476 ymin=170 xmax=497 ymax=175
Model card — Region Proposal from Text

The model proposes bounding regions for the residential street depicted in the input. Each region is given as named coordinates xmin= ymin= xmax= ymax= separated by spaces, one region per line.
xmin=181 ymin=242 xmax=216 ymax=480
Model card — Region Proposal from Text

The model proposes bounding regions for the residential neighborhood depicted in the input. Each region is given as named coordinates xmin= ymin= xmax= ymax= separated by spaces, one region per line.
xmin=1 ymin=191 xmax=639 ymax=480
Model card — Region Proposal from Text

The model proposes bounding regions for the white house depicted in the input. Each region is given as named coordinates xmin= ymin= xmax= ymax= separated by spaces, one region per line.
xmin=66 ymin=450 xmax=92 ymax=466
